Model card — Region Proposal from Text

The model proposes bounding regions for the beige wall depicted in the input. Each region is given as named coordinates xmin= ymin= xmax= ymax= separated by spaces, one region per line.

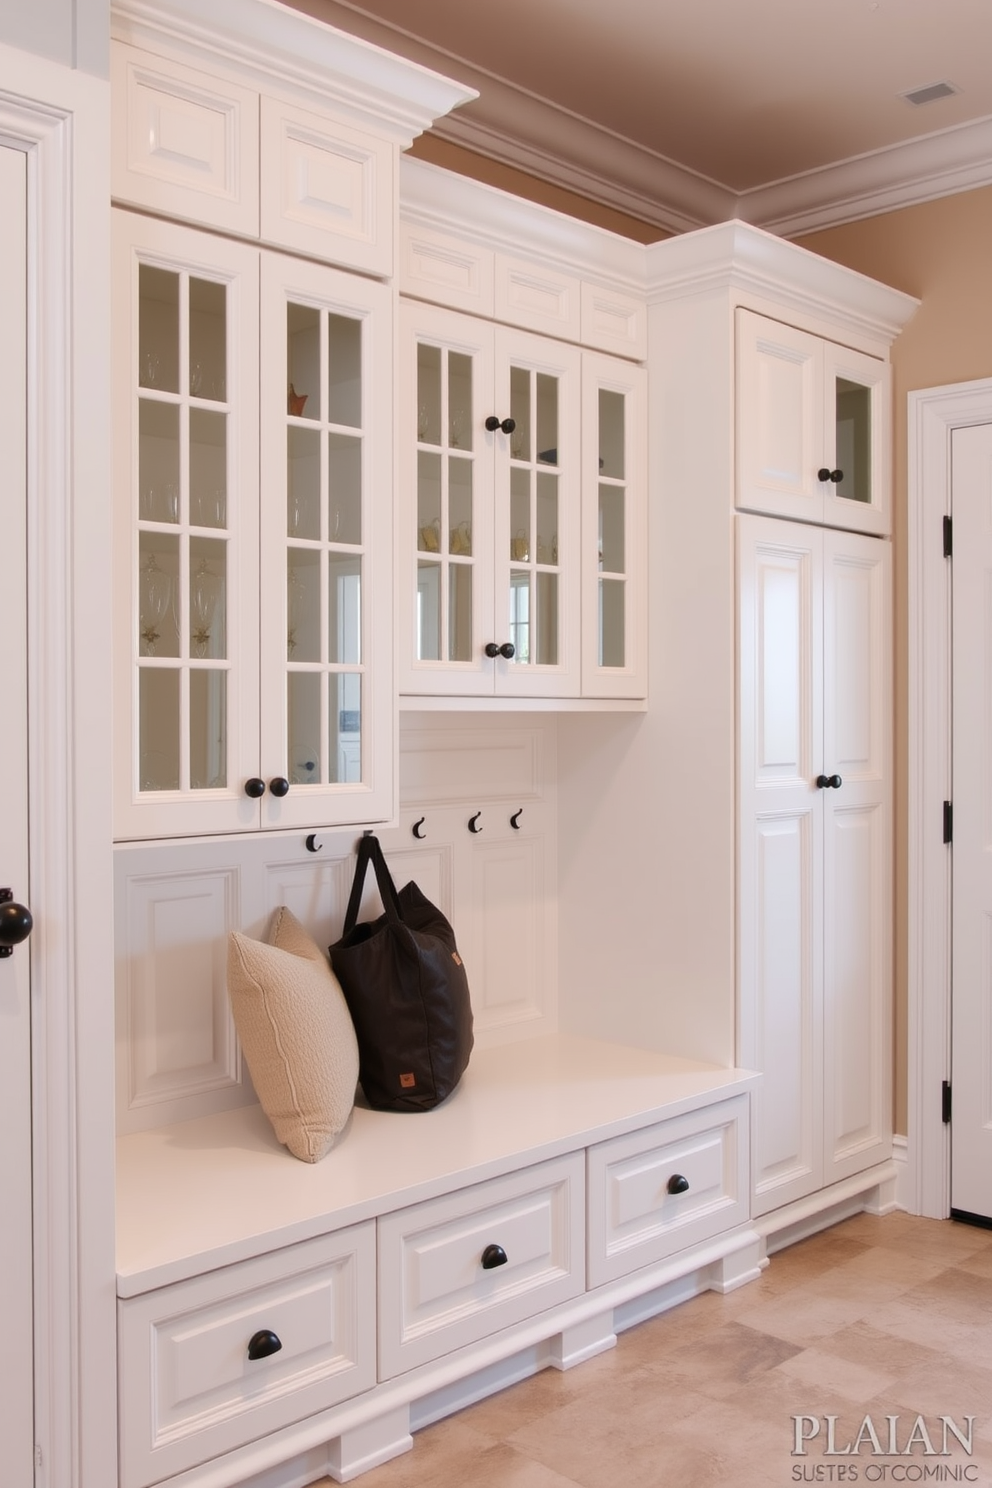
xmin=798 ymin=187 xmax=992 ymax=1133
xmin=410 ymin=135 xmax=992 ymax=1136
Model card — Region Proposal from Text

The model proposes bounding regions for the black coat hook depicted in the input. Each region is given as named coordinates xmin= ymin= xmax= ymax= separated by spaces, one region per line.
xmin=305 ymin=834 xmax=322 ymax=853
xmin=468 ymin=811 xmax=483 ymax=833
xmin=510 ymin=809 xmax=523 ymax=830
xmin=412 ymin=816 xmax=426 ymax=839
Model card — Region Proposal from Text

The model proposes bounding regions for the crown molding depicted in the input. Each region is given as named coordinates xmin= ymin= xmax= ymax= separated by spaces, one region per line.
xmin=644 ymin=220 xmax=920 ymax=346
xmin=400 ymin=155 xmax=649 ymax=294
xmin=111 ymin=0 xmax=477 ymax=147
xmin=738 ymin=115 xmax=992 ymax=238
xmin=297 ymin=3 xmax=992 ymax=236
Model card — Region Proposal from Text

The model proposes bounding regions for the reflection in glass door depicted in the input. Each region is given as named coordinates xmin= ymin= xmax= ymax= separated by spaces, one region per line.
xmin=285 ymin=303 xmax=366 ymax=786
xmin=415 ymin=340 xmax=478 ymax=664
xmin=507 ymin=365 xmax=560 ymax=667
xmin=135 ymin=261 xmax=231 ymax=795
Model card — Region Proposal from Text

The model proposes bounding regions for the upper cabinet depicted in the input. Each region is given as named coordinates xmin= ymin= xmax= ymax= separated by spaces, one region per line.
xmin=397 ymin=161 xmax=648 ymax=704
xmin=112 ymin=211 xmax=395 ymax=840
xmin=110 ymin=0 xmax=477 ymax=277
xmin=736 ymin=309 xmax=890 ymax=535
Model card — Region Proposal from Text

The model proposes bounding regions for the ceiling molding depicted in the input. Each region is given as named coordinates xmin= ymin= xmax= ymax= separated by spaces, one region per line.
xmin=430 ymin=86 xmax=734 ymax=238
xmin=738 ymin=115 xmax=992 ymax=238
xmin=283 ymin=0 xmax=992 ymax=237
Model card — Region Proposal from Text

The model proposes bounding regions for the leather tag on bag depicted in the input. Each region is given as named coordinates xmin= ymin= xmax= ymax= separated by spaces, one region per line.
xmin=452 ymin=951 xmax=462 ymax=966
xmin=399 ymin=1072 xmax=416 ymax=1089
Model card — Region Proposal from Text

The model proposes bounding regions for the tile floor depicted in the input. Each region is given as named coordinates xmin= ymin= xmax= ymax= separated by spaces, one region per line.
xmin=318 ymin=1211 xmax=992 ymax=1488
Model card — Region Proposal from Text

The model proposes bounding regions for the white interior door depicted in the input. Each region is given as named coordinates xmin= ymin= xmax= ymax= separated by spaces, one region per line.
xmin=0 ymin=141 xmax=35 ymax=1484
xmin=951 ymin=420 xmax=992 ymax=1221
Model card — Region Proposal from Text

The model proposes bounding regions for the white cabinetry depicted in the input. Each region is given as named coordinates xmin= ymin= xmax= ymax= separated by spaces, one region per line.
xmin=398 ymin=161 xmax=648 ymax=704
xmin=112 ymin=210 xmax=394 ymax=838
xmin=736 ymin=307 xmax=890 ymax=535
xmin=737 ymin=514 xmax=892 ymax=1217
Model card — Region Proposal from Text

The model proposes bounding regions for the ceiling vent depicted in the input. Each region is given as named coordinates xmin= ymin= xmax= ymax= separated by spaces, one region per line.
xmin=901 ymin=81 xmax=959 ymax=106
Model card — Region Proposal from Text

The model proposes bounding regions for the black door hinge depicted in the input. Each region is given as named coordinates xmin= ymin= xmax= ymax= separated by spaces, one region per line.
xmin=944 ymin=801 xmax=953 ymax=844
xmin=942 ymin=1080 xmax=952 ymax=1123
xmin=944 ymin=515 xmax=953 ymax=557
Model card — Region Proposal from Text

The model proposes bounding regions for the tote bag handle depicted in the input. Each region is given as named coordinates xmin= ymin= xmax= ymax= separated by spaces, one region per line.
xmin=342 ymin=834 xmax=402 ymax=935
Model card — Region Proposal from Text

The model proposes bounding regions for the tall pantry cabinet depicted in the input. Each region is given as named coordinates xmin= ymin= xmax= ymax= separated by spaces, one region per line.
xmin=559 ymin=222 xmax=917 ymax=1243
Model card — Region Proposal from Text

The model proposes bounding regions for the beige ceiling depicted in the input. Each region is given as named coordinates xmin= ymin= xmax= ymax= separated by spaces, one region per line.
xmin=286 ymin=0 xmax=992 ymax=230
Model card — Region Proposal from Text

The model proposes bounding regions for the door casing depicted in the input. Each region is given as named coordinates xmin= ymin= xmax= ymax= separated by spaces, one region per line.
xmin=907 ymin=378 xmax=992 ymax=1217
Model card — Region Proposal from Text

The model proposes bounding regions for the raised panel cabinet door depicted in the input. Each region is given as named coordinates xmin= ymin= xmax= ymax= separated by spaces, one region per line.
xmin=821 ymin=529 xmax=892 ymax=1183
xmin=258 ymin=252 xmax=394 ymax=828
xmin=398 ymin=300 xmax=496 ymax=696
xmin=580 ymin=351 xmax=647 ymax=699
xmin=493 ymin=325 xmax=582 ymax=697
xmin=737 ymin=514 xmax=824 ymax=1214
xmin=112 ymin=211 xmax=261 ymax=840
xmin=736 ymin=309 xmax=823 ymax=524
xmin=820 ymin=342 xmax=890 ymax=536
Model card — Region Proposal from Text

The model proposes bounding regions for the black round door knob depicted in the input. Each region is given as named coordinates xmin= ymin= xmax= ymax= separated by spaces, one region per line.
xmin=667 ymin=1174 xmax=690 ymax=1195
xmin=484 ymin=415 xmax=516 ymax=435
xmin=816 ymin=774 xmax=843 ymax=789
xmin=498 ymin=643 xmax=515 ymax=660
xmin=481 ymin=1243 xmax=508 ymax=1270
xmin=269 ymin=776 xmax=290 ymax=798
xmin=817 ymin=467 xmax=844 ymax=483
xmin=0 ymin=894 xmax=33 ymax=954
xmin=484 ymin=642 xmax=500 ymax=658
xmin=244 ymin=777 xmax=266 ymax=798
xmin=247 ymin=1328 xmax=282 ymax=1361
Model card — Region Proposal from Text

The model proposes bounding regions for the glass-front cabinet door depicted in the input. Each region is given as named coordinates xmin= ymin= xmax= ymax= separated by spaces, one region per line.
xmin=493 ymin=326 xmax=581 ymax=698
xmin=399 ymin=301 xmax=581 ymax=698
xmin=581 ymin=352 xmax=647 ymax=698
xmin=820 ymin=341 xmax=888 ymax=536
xmin=113 ymin=214 xmax=393 ymax=839
xmin=113 ymin=213 xmax=260 ymax=839
xmin=736 ymin=309 xmax=889 ymax=536
xmin=259 ymin=252 xmax=393 ymax=828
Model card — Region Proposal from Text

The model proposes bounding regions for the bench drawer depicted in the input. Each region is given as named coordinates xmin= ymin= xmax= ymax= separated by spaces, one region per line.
xmin=118 ymin=1224 xmax=375 ymax=1488
xmin=587 ymin=1095 xmax=749 ymax=1287
xmin=377 ymin=1153 xmax=584 ymax=1379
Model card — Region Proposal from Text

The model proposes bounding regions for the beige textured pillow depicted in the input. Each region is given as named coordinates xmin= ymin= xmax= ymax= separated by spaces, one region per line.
xmin=227 ymin=908 xmax=359 ymax=1163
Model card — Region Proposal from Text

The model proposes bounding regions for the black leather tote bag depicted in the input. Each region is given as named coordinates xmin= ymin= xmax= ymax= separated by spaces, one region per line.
xmin=329 ymin=834 xmax=474 ymax=1111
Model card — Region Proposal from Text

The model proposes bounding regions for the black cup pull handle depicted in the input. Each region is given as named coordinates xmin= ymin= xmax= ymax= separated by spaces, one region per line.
xmin=247 ymin=1328 xmax=282 ymax=1361
xmin=667 ymin=1174 xmax=690 ymax=1195
xmin=481 ymin=1243 xmax=508 ymax=1270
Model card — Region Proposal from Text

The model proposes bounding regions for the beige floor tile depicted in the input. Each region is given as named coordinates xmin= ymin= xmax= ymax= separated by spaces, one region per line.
xmin=816 ymin=1318 xmax=947 ymax=1377
xmin=772 ymin=1343 xmax=899 ymax=1401
xmin=644 ymin=1320 xmax=803 ymax=1399
xmin=732 ymin=1284 xmax=873 ymax=1344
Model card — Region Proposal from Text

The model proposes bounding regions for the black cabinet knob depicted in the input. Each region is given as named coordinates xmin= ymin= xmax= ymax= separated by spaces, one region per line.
xmin=247 ymin=1328 xmax=282 ymax=1361
xmin=484 ymin=642 xmax=500 ymax=658
xmin=667 ymin=1174 xmax=690 ymax=1195
xmin=484 ymin=415 xmax=516 ymax=435
xmin=817 ymin=467 xmax=844 ymax=483
xmin=816 ymin=774 xmax=843 ymax=789
xmin=269 ymin=776 xmax=290 ymax=798
xmin=481 ymin=1243 xmax=508 ymax=1270
xmin=499 ymin=642 xmax=515 ymax=660
xmin=0 ymin=891 xmax=33 ymax=958
xmin=244 ymin=777 xmax=266 ymax=799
